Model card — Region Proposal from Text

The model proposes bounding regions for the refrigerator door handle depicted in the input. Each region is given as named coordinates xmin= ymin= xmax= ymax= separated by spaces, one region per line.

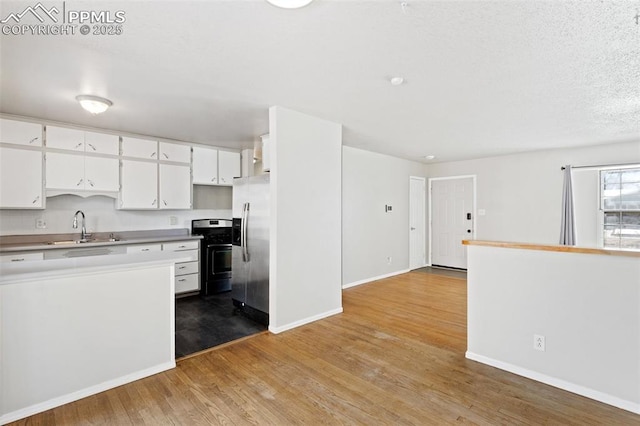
xmin=241 ymin=203 xmax=247 ymax=262
xmin=243 ymin=202 xmax=250 ymax=261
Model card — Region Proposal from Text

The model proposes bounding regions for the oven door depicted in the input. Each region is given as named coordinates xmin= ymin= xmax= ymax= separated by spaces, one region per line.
xmin=203 ymin=243 xmax=232 ymax=295
xmin=209 ymin=244 xmax=232 ymax=276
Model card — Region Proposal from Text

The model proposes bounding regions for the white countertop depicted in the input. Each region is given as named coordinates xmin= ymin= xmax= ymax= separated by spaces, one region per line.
xmin=0 ymin=251 xmax=193 ymax=284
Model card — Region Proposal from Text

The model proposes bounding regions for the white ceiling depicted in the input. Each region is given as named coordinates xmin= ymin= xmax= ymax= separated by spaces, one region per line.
xmin=1 ymin=0 xmax=639 ymax=162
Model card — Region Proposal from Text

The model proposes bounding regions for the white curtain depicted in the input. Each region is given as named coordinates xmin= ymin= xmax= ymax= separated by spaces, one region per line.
xmin=559 ymin=165 xmax=576 ymax=245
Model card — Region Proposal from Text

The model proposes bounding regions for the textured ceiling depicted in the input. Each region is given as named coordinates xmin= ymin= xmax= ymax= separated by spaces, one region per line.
xmin=0 ymin=0 xmax=639 ymax=162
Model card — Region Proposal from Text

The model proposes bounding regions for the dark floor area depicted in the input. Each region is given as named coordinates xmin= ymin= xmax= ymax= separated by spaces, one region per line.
xmin=175 ymin=291 xmax=267 ymax=358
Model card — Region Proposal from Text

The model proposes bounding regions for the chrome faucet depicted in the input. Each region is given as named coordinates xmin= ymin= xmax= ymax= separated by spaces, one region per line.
xmin=72 ymin=210 xmax=87 ymax=242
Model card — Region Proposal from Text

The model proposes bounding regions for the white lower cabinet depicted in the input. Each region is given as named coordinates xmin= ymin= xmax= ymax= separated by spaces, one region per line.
xmin=125 ymin=244 xmax=162 ymax=253
xmin=163 ymin=240 xmax=199 ymax=295
xmin=0 ymin=252 xmax=44 ymax=263
xmin=0 ymin=147 xmax=43 ymax=209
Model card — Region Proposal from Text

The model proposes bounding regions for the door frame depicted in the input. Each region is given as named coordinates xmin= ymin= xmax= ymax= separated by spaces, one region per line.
xmin=427 ymin=175 xmax=477 ymax=267
xmin=409 ymin=176 xmax=427 ymax=270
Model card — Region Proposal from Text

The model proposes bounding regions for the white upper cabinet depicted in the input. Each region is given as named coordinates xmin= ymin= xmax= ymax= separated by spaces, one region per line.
xmin=0 ymin=119 xmax=42 ymax=147
xmin=121 ymin=137 xmax=158 ymax=159
xmin=46 ymin=153 xmax=119 ymax=193
xmin=0 ymin=147 xmax=43 ymax=209
xmin=192 ymin=146 xmax=218 ymax=185
xmin=159 ymin=164 xmax=191 ymax=209
xmin=218 ymin=150 xmax=241 ymax=186
xmin=46 ymin=126 xmax=118 ymax=155
xmin=84 ymin=131 xmax=119 ymax=155
xmin=159 ymin=142 xmax=191 ymax=164
xmin=120 ymin=160 xmax=158 ymax=209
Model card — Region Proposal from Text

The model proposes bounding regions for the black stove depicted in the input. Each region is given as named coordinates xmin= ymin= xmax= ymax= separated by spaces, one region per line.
xmin=191 ymin=219 xmax=232 ymax=295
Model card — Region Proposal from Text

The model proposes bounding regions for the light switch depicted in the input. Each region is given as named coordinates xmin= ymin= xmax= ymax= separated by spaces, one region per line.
xmin=478 ymin=209 xmax=486 ymax=216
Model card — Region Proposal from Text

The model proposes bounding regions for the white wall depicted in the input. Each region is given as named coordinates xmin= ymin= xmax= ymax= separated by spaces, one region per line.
xmin=426 ymin=140 xmax=640 ymax=246
xmin=342 ymin=146 xmax=425 ymax=286
xmin=269 ymin=106 xmax=342 ymax=333
xmin=0 ymin=186 xmax=232 ymax=235
xmin=466 ymin=245 xmax=640 ymax=413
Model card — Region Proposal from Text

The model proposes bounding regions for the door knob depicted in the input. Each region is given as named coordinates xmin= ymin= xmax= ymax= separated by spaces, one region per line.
xmin=467 ymin=229 xmax=472 ymax=233
xmin=410 ymin=227 xmax=416 ymax=230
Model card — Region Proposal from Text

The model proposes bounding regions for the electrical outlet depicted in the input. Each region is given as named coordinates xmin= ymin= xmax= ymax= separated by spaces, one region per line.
xmin=534 ymin=334 xmax=545 ymax=351
xmin=386 ymin=256 xmax=392 ymax=265
xmin=169 ymin=216 xmax=178 ymax=225
xmin=35 ymin=218 xmax=46 ymax=229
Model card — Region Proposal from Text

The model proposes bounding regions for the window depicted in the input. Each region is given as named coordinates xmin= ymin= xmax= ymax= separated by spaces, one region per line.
xmin=601 ymin=168 xmax=640 ymax=249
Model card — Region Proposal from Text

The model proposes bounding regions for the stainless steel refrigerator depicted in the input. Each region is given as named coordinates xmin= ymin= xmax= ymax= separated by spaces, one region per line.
xmin=231 ymin=174 xmax=270 ymax=325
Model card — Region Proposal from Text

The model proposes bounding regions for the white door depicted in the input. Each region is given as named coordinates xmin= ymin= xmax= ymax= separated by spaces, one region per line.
xmin=85 ymin=157 xmax=119 ymax=191
xmin=218 ymin=150 xmax=241 ymax=185
xmin=430 ymin=176 xmax=475 ymax=269
xmin=192 ymin=146 xmax=218 ymax=185
xmin=159 ymin=164 xmax=191 ymax=209
xmin=409 ymin=176 xmax=426 ymax=270
xmin=46 ymin=126 xmax=85 ymax=151
xmin=84 ymin=131 xmax=119 ymax=155
xmin=45 ymin=152 xmax=85 ymax=190
xmin=0 ymin=147 xmax=43 ymax=208
xmin=120 ymin=160 xmax=158 ymax=209
xmin=121 ymin=137 xmax=158 ymax=159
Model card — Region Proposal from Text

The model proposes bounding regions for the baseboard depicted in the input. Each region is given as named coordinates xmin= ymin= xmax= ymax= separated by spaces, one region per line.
xmin=269 ymin=307 xmax=343 ymax=334
xmin=342 ymin=268 xmax=410 ymax=289
xmin=0 ymin=361 xmax=176 ymax=425
xmin=465 ymin=351 xmax=640 ymax=415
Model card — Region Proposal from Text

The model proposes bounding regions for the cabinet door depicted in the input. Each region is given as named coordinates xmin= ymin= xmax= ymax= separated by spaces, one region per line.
xmin=0 ymin=147 xmax=43 ymax=208
xmin=46 ymin=126 xmax=85 ymax=152
xmin=0 ymin=252 xmax=44 ymax=263
xmin=120 ymin=160 xmax=158 ymax=209
xmin=45 ymin=152 xmax=85 ymax=190
xmin=159 ymin=164 xmax=191 ymax=209
xmin=0 ymin=119 xmax=42 ymax=147
xmin=85 ymin=157 xmax=119 ymax=191
xmin=218 ymin=150 xmax=241 ymax=186
xmin=126 ymin=244 xmax=162 ymax=253
xmin=84 ymin=131 xmax=119 ymax=155
xmin=121 ymin=137 xmax=158 ymax=159
xmin=159 ymin=142 xmax=191 ymax=164
xmin=192 ymin=146 xmax=218 ymax=185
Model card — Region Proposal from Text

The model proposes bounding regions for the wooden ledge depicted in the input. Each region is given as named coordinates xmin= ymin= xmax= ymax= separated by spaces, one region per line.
xmin=462 ymin=240 xmax=640 ymax=258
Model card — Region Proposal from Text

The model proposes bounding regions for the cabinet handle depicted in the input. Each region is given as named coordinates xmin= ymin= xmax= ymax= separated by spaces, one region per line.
xmin=178 ymin=245 xmax=186 ymax=248
xmin=29 ymin=137 xmax=39 ymax=144
xmin=152 ymin=199 xmax=157 ymax=206
xmin=32 ymin=195 xmax=40 ymax=204
xmin=87 ymin=143 xmax=97 ymax=151
xmin=11 ymin=258 xmax=25 ymax=262
xmin=163 ymin=153 xmax=169 ymax=159
xmin=178 ymin=266 xmax=186 ymax=270
xmin=163 ymin=200 xmax=168 ymax=206
xmin=88 ymin=180 xmax=95 ymax=187
xmin=211 ymin=177 xmax=217 ymax=182
xmin=178 ymin=278 xmax=186 ymax=282
xmin=141 ymin=248 xmax=150 ymax=252
xmin=151 ymin=152 xmax=157 ymax=158
xmin=75 ymin=143 xmax=83 ymax=149
xmin=76 ymin=178 xmax=84 ymax=187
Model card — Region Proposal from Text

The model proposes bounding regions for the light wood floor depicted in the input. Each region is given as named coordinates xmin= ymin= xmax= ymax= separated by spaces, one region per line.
xmin=11 ymin=271 xmax=640 ymax=425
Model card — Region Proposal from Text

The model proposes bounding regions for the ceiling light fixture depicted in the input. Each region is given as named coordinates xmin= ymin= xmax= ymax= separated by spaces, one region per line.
xmin=390 ymin=76 xmax=404 ymax=86
xmin=266 ymin=0 xmax=313 ymax=9
xmin=76 ymin=95 xmax=112 ymax=115
xmin=424 ymin=155 xmax=436 ymax=160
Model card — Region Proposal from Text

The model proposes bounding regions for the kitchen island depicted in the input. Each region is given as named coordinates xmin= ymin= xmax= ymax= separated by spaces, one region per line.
xmin=0 ymin=251 xmax=190 ymax=424
xmin=463 ymin=240 xmax=640 ymax=415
